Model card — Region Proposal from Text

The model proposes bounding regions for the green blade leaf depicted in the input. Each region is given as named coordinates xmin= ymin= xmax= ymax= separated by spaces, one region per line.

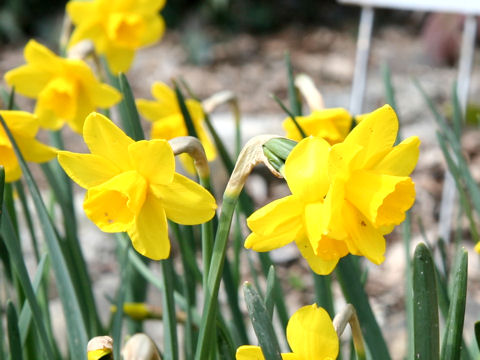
xmin=264 ymin=265 xmax=276 ymax=319
xmin=7 ymin=301 xmax=23 ymax=360
xmin=0 ymin=114 xmax=87 ymax=359
xmin=243 ymin=282 xmax=282 ymax=360
xmin=285 ymin=52 xmax=302 ymax=117
xmin=441 ymin=248 xmax=468 ymax=360
xmin=413 ymin=243 xmax=439 ymax=360
xmin=118 ymin=73 xmax=145 ymax=141
xmin=336 ymin=255 xmax=391 ymax=359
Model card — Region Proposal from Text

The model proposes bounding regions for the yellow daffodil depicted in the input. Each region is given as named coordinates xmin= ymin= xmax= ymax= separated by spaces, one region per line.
xmin=246 ymin=105 xmax=420 ymax=274
xmin=67 ymin=0 xmax=166 ymax=74
xmin=0 ymin=110 xmax=56 ymax=182
xmin=236 ymin=304 xmax=338 ymax=360
xmin=475 ymin=242 xmax=480 ymax=254
xmin=4 ymin=40 xmax=121 ymax=134
xmin=57 ymin=112 xmax=216 ymax=260
xmin=283 ymin=108 xmax=352 ymax=144
xmin=137 ymin=82 xmax=216 ymax=173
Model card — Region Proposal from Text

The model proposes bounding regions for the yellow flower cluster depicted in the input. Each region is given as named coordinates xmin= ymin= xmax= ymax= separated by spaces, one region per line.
xmin=246 ymin=105 xmax=420 ymax=274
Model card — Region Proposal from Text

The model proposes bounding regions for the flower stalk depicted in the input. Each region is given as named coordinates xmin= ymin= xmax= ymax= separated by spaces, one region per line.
xmin=333 ymin=304 xmax=366 ymax=360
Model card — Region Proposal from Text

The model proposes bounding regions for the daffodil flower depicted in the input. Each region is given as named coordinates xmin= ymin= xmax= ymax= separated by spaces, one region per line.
xmin=58 ymin=112 xmax=216 ymax=260
xmin=137 ymin=82 xmax=216 ymax=173
xmin=67 ymin=0 xmax=166 ymax=74
xmin=4 ymin=40 xmax=121 ymax=134
xmin=246 ymin=105 xmax=420 ymax=274
xmin=283 ymin=108 xmax=352 ymax=144
xmin=0 ymin=110 xmax=56 ymax=182
xmin=236 ymin=304 xmax=339 ymax=360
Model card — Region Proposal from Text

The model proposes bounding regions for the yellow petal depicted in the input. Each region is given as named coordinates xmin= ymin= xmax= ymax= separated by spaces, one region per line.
xmin=68 ymin=90 xmax=94 ymax=134
xmin=179 ymin=153 xmax=197 ymax=176
xmin=346 ymin=170 xmax=415 ymax=227
xmin=140 ymin=15 xmax=165 ymax=46
xmin=137 ymin=99 xmax=165 ymax=121
xmin=128 ymin=194 xmax=170 ymax=260
xmin=83 ymin=112 xmax=134 ymax=170
xmin=0 ymin=145 xmax=22 ymax=182
xmin=91 ymin=83 xmax=122 ymax=108
xmin=286 ymin=304 xmax=339 ymax=359
xmin=127 ymin=139 xmax=174 ymax=185
xmin=284 ymin=137 xmax=330 ymax=201
xmin=4 ymin=65 xmax=52 ymax=98
xmin=103 ymin=43 xmax=135 ymax=74
xmin=136 ymin=0 xmax=166 ymax=13
xmin=343 ymin=202 xmax=385 ymax=264
xmin=24 ymin=40 xmax=62 ymax=71
xmin=295 ymin=236 xmax=340 ymax=275
xmin=66 ymin=1 xmax=97 ymax=25
xmin=34 ymin=104 xmax=64 ymax=130
xmin=151 ymin=82 xmax=176 ymax=108
xmin=343 ymin=104 xmax=398 ymax=170
xmin=36 ymin=77 xmax=79 ymax=121
xmin=150 ymin=173 xmax=216 ymax=225
xmin=247 ymin=195 xmax=303 ymax=237
xmin=0 ymin=111 xmax=38 ymax=137
xmin=236 ymin=345 xmax=265 ymax=360
xmin=58 ymin=151 xmax=120 ymax=189
xmin=475 ymin=242 xmax=480 ymax=254
xmin=69 ymin=22 xmax=106 ymax=50
xmin=16 ymin=135 xmax=56 ymax=163
xmin=151 ymin=114 xmax=187 ymax=139
xmin=88 ymin=349 xmax=112 ymax=360
xmin=328 ymin=141 xmax=363 ymax=180
xmin=371 ymin=136 xmax=420 ymax=176
xmin=84 ymin=171 xmax=147 ymax=232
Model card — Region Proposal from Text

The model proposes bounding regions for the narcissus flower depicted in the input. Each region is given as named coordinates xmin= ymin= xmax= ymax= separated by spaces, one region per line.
xmin=236 ymin=304 xmax=338 ymax=360
xmin=0 ymin=111 xmax=56 ymax=182
xmin=246 ymin=105 xmax=420 ymax=274
xmin=4 ymin=40 xmax=121 ymax=133
xmin=283 ymin=108 xmax=352 ymax=144
xmin=58 ymin=112 xmax=216 ymax=260
xmin=67 ymin=0 xmax=166 ymax=74
xmin=137 ymin=82 xmax=216 ymax=172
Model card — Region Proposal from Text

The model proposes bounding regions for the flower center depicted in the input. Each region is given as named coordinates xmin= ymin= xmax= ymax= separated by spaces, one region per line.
xmin=37 ymin=77 xmax=78 ymax=120
xmin=107 ymin=13 xmax=144 ymax=48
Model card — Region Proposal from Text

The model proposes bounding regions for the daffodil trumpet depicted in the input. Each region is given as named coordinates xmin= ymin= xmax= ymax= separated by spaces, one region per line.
xmin=195 ymin=135 xmax=286 ymax=360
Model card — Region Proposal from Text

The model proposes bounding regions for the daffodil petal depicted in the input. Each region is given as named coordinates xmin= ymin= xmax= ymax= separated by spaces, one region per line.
xmin=151 ymin=173 xmax=216 ymax=225
xmin=91 ymin=83 xmax=122 ymax=108
xmin=285 ymin=136 xmax=330 ymax=201
xmin=151 ymin=82 xmax=176 ymax=105
xmin=103 ymin=44 xmax=135 ymax=74
xmin=66 ymin=1 xmax=96 ymax=24
xmin=84 ymin=171 xmax=146 ymax=232
xmin=24 ymin=39 xmax=61 ymax=71
xmin=1 ymin=111 xmax=39 ymax=137
xmin=58 ymin=151 xmax=120 ymax=189
xmin=344 ymin=104 xmax=398 ymax=169
xmin=343 ymin=202 xmax=385 ymax=264
xmin=295 ymin=237 xmax=340 ymax=275
xmin=128 ymin=139 xmax=174 ymax=185
xmin=83 ymin=112 xmax=134 ymax=169
xmin=371 ymin=136 xmax=420 ymax=176
xmin=128 ymin=194 xmax=170 ymax=260
xmin=35 ymin=104 xmax=64 ymax=130
xmin=346 ymin=170 xmax=415 ymax=227
xmin=137 ymin=99 xmax=165 ymax=121
xmin=286 ymin=304 xmax=339 ymax=359
xmin=16 ymin=135 xmax=56 ymax=163
xmin=4 ymin=65 xmax=52 ymax=98
xmin=247 ymin=195 xmax=303 ymax=236
xmin=0 ymin=145 xmax=22 ymax=182
xmin=236 ymin=345 xmax=265 ymax=360
xmin=140 ymin=15 xmax=165 ymax=46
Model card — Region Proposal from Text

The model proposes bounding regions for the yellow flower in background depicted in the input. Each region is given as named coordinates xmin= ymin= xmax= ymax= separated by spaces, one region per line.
xmin=67 ymin=0 xmax=166 ymax=74
xmin=0 ymin=111 xmax=56 ymax=182
xmin=58 ymin=112 xmax=216 ymax=260
xmin=137 ymin=82 xmax=216 ymax=173
xmin=236 ymin=304 xmax=338 ymax=360
xmin=246 ymin=104 xmax=420 ymax=273
xmin=283 ymin=108 xmax=352 ymax=144
xmin=4 ymin=40 xmax=121 ymax=134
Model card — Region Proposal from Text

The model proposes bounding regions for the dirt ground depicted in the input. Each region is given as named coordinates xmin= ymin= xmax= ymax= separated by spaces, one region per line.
xmin=2 ymin=19 xmax=480 ymax=359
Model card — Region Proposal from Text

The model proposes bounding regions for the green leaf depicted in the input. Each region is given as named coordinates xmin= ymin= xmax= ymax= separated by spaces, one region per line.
xmin=7 ymin=301 xmax=23 ymax=360
xmin=118 ymin=73 xmax=145 ymax=141
xmin=243 ymin=282 xmax=282 ymax=360
xmin=112 ymin=237 xmax=129 ymax=360
xmin=285 ymin=52 xmax=302 ymax=117
xmin=264 ymin=266 xmax=276 ymax=319
xmin=336 ymin=255 xmax=391 ymax=360
xmin=313 ymin=273 xmax=334 ymax=319
xmin=475 ymin=322 xmax=480 ymax=351
xmin=441 ymin=248 xmax=468 ymax=360
xmin=413 ymin=243 xmax=439 ymax=360
xmin=173 ymin=81 xmax=199 ymax=139
xmin=161 ymin=258 xmax=179 ymax=360
xmin=0 ymin=114 xmax=87 ymax=359
xmin=271 ymin=93 xmax=307 ymax=138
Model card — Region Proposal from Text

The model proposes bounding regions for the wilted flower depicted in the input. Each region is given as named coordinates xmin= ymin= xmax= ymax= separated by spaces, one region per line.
xmin=58 ymin=112 xmax=216 ymax=260
xmin=4 ymin=40 xmax=121 ymax=133
xmin=283 ymin=108 xmax=352 ymax=144
xmin=67 ymin=0 xmax=166 ymax=74
xmin=236 ymin=304 xmax=338 ymax=360
xmin=246 ymin=105 xmax=420 ymax=274
xmin=137 ymin=81 xmax=216 ymax=173
xmin=0 ymin=110 xmax=56 ymax=182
